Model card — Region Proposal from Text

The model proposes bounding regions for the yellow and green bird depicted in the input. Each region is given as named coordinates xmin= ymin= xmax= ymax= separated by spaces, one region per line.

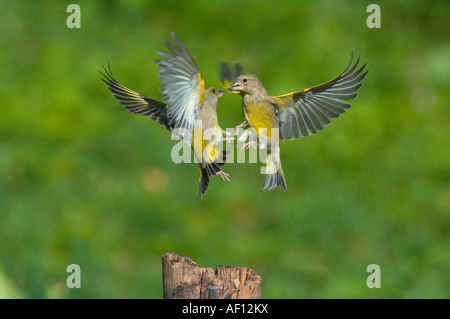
xmin=101 ymin=33 xmax=231 ymax=198
xmin=222 ymin=53 xmax=368 ymax=191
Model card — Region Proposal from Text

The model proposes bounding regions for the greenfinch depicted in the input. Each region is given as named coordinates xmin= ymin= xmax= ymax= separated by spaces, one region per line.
xmin=101 ymin=33 xmax=230 ymax=198
xmin=223 ymin=53 xmax=368 ymax=191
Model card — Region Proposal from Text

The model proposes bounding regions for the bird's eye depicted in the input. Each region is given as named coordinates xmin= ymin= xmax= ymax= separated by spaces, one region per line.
xmin=243 ymin=79 xmax=248 ymax=83
xmin=212 ymin=89 xmax=216 ymax=93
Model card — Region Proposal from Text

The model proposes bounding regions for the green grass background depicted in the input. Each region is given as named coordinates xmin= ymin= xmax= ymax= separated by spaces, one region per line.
xmin=0 ymin=0 xmax=449 ymax=298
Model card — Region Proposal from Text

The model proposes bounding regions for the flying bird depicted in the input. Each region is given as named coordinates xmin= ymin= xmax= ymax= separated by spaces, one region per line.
xmin=221 ymin=52 xmax=368 ymax=191
xmin=101 ymin=33 xmax=231 ymax=198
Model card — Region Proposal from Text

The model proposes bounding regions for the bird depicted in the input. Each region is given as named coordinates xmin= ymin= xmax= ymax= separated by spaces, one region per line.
xmin=222 ymin=52 xmax=368 ymax=192
xmin=100 ymin=33 xmax=232 ymax=198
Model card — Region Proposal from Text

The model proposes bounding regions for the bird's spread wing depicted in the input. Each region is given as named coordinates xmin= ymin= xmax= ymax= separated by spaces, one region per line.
xmin=218 ymin=62 xmax=242 ymax=88
xmin=271 ymin=52 xmax=368 ymax=140
xmin=154 ymin=33 xmax=205 ymax=145
xmin=100 ymin=64 xmax=172 ymax=131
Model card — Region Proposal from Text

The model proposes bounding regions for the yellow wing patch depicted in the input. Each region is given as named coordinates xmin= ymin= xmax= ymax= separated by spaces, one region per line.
xmin=274 ymin=91 xmax=301 ymax=99
xmin=197 ymin=73 xmax=205 ymax=90
xmin=203 ymin=143 xmax=222 ymax=164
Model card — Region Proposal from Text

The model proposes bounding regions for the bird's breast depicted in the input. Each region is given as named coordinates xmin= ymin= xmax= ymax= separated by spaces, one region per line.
xmin=243 ymin=96 xmax=278 ymax=140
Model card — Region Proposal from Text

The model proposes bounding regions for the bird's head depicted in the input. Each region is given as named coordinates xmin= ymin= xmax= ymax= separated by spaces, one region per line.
xmin=205 ymin=87 xmax=224 ymax=105
xmin=227 ymin=74 xmax=266 ymax=95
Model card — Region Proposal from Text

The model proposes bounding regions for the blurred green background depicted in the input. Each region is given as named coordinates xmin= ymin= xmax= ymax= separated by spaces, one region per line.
xmin=1 ymin=0 xmax=449 ymax=299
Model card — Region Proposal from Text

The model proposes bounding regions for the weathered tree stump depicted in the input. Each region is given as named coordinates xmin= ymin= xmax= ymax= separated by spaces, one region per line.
xmin=162 ymin=252 xmax=262 ymax=299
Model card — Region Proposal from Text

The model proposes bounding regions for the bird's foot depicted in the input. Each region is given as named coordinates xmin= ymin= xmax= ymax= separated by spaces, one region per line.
xmin=241 ymin=140 xmax=259 ymax=150
xmin=217 ymin=170 xmax=230 ymax=182
xmin=223 ymin=132 xmax=236 ymax=144
xmin=223 ymin=136 xmax=236 ymax=144
xmin=231 ymin=121 xmax=248 ymax=133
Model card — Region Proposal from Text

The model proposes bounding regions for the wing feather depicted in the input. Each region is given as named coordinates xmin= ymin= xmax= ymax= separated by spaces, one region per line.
xmin=154 ymin=33 xmax=205 ymax=145
xmin=100 ymin=64 xmax=172 ymax=130
xmin=273 ymin=52 xmax=368 ymax=140
xmin=218 ymin=62 xmax=243 ymax=88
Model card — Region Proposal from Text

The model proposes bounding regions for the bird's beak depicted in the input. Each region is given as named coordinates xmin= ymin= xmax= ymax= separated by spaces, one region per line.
xmin=217 ymin=89 xmax=224 ymax=98
xmin=227 ymin=80 xmax=242 ymax=93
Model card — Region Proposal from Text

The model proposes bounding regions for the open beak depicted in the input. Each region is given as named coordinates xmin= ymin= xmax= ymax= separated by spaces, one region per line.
xmin=217 ymin=89 xmax=224 ymax=98
xmin=227 ymin=80 xmax=242 ymax=93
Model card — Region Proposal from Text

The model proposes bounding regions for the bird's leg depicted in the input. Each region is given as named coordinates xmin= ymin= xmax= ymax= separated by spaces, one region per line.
xmin=241 ymin=140 xmax=259 ymax=150
xmin=231 ymin=121 xmax=248 ymax=133
xmin=258 ymin=134 xmax=268 ymax=150
xmin=217 ymin=170 xmax=230 ymax=182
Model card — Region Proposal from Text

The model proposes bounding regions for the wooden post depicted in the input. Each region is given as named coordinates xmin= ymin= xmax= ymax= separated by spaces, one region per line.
xmin=162 ymin=252 xmax=262 ymax=299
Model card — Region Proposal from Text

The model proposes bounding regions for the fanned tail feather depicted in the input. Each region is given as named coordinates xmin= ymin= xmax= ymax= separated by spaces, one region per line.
xmin=263 ymin=152 xmax=287 ymax=192
xmin=198 ymin=149 xmax=228 ymax=198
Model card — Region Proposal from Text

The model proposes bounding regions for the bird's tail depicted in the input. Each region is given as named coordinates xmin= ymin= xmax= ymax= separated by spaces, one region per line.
xmin=263 ymin=150 xmax=287 ymax=192
xmin=198 ymin=146 xmax=228 ymax=198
